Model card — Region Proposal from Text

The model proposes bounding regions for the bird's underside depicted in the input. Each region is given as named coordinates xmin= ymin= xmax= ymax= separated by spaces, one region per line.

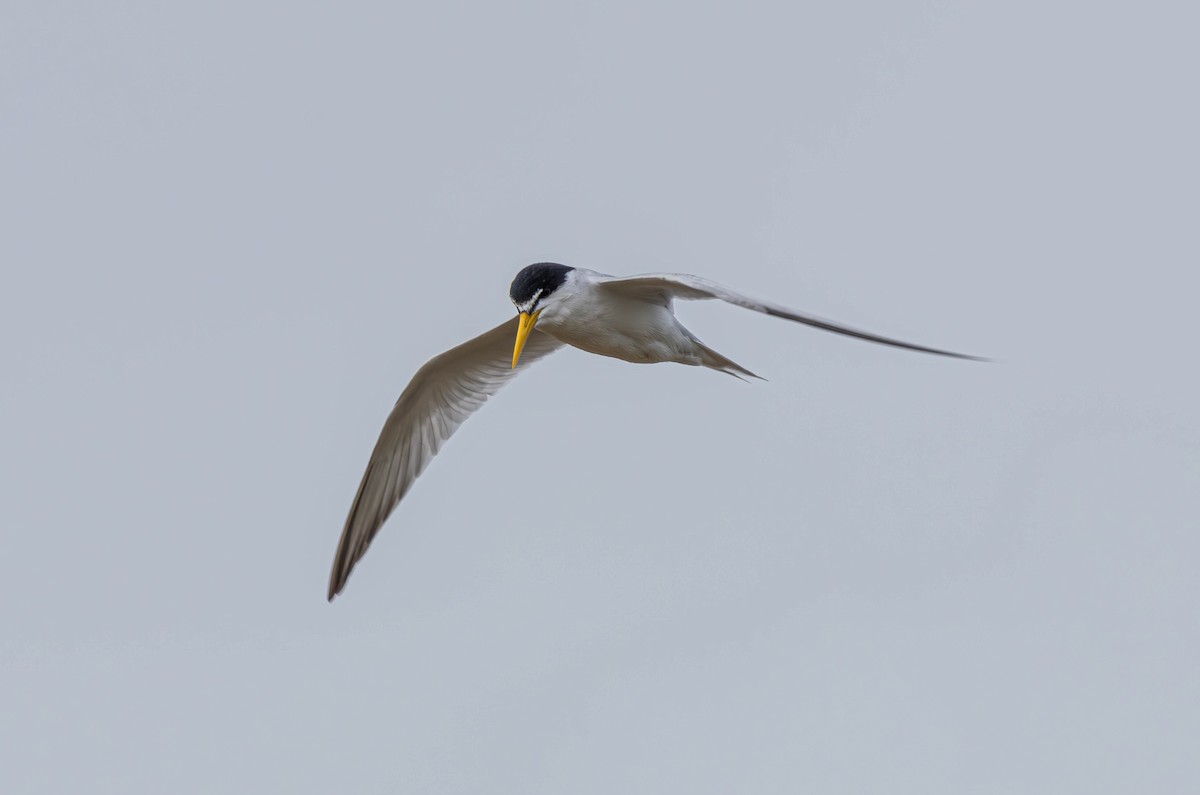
xmin=327 ymin=267 xmax=982 ymax=599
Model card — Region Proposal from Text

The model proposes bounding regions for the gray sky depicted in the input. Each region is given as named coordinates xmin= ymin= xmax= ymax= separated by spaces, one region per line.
xmin=3 ymin=1 xmax=1198 ymax=792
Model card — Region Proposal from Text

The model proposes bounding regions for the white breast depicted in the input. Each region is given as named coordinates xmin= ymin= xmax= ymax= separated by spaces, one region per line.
xmin=536 ymin=270 xmax=701 ymax=365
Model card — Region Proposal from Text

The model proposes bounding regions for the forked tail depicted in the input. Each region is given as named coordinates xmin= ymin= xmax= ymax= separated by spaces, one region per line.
xmin=695 ymin=341 xmax=763 ymax=381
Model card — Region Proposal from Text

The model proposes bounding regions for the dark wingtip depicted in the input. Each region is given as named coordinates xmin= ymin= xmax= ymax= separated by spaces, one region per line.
xmin=932 ymin=350 xmax=991 ymax=362
xmin=327 ymin=568 xmax=348 ymax=602
xmin=327 ymin=564 xmax=343 ymax=602
xmin=758 ymin=304 xmax=988 ymax=363
xmin=946 ymin=350 xmax=992 ymax=362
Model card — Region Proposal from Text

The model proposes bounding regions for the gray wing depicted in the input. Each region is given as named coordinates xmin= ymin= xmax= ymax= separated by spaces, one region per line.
xmin=595 ymin=272 xmax=984 ymax=361
xmin=328 ymin=317 xmax=563 ymax=600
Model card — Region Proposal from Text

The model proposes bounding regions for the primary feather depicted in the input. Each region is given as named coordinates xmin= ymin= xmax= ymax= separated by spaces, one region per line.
xmin=327 ymin=317 xmax=561 ymax=600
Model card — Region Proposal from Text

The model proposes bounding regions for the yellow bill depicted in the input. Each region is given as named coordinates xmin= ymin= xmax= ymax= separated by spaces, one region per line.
xmin=512 ymin=310 xmax=541 ymax=368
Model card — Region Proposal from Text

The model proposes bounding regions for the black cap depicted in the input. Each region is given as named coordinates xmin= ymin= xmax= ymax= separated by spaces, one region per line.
xmin=510 ymin=263 xmax=573 ymax=312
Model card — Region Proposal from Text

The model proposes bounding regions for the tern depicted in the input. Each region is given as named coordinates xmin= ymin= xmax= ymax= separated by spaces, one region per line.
xmin=328 ymin=263 xmax=981 ymax=599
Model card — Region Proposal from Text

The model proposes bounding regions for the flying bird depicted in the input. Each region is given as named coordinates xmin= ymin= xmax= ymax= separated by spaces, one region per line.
xmin=328 ymin=263 xmax=981 ymax=599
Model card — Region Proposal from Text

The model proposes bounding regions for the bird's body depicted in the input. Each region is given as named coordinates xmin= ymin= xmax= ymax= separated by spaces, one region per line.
xmin=326 ymin=263 xmax=980 ymax=600
xmin=533 ymin=268 xmax=740 ymax=372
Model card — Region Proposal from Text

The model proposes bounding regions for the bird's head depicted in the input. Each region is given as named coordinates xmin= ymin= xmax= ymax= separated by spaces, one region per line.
xmin=509 ymin=262 xmax=573 ymax=367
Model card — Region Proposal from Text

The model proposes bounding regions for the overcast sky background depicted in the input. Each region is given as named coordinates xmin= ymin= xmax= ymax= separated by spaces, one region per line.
xmin=3 ymin=1 xmax=1198 ymax=792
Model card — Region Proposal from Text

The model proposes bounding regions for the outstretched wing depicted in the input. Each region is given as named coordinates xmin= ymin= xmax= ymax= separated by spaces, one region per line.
xmin=328 ymin=317 xmax=562 ymax=600
xmin=595 ymin=272 xmax=984 ymax=361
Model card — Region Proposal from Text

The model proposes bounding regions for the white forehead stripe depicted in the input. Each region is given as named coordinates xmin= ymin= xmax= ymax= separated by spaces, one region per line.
xmin=516 ymin=288 xmax=543 ymax=314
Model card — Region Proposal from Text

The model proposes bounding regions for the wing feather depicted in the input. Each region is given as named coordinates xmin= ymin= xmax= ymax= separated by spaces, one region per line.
xmin=328 ymin=317 xmax=562 ymax=600
xmin=595 ymin=273 xmax=984 ymax=361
